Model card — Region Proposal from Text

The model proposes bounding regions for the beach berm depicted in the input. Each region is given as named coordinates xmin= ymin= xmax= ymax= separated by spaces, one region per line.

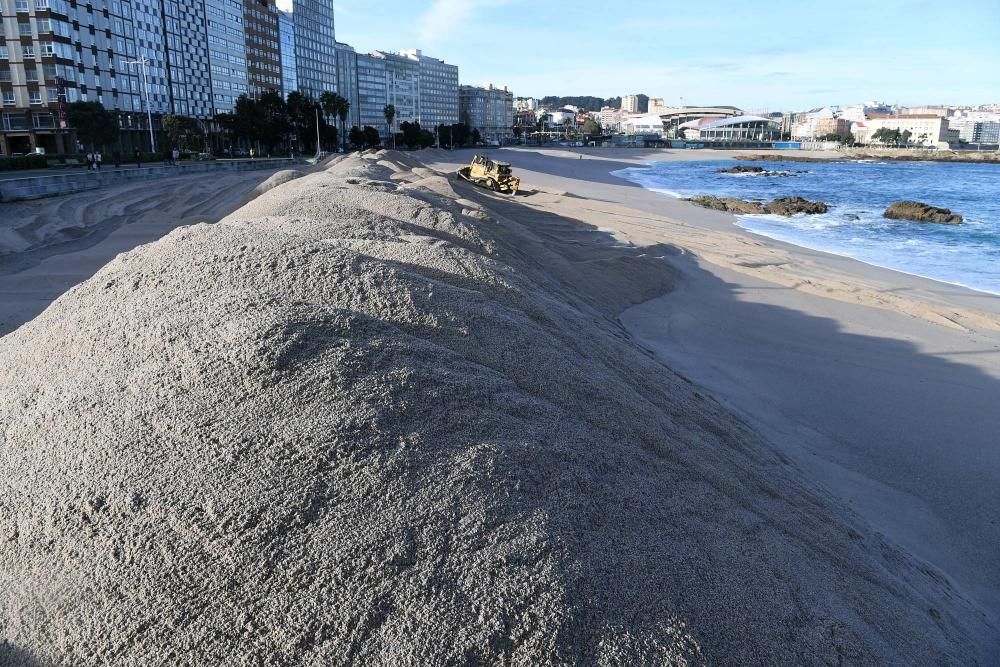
xmin=0 ymin=151 xmax=988 ymax=665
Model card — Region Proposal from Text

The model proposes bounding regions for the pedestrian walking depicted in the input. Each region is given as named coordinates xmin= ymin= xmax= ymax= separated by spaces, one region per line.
xmin=135 ymin=149 xmax=141 ymax=168
xmin=86 ymin=152 xmax=93 ymax=170
xmin=172 ymin=148 xmax=179 ymax=166
xmin=95 ymin=152 xmax=102 ymax=170
xmin=249 ymin=147 xmax=255 ymax=160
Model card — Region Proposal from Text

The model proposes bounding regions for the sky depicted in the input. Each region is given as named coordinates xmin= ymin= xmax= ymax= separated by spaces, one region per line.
xmin=287 ymin=0 xmax=1000 ymax=111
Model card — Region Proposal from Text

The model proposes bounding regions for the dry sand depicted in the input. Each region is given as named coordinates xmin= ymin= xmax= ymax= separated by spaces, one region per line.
xmin=0 ymin=166 xmax=291 ymax=336
xmin=0 ymin=151 xmax=996 ymax=664
xmin=426 ymin=147 xmax=1000 ymax=653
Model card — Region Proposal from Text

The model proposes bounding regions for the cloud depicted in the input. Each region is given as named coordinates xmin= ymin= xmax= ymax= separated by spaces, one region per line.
xmin=417 ymin=0 xmax=514 ymax=45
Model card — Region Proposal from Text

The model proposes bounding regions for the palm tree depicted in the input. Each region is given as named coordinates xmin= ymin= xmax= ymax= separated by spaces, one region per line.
xmin=337 ymin=98 xmax=350 ymax=153
xmin=319 ymin=91 xmax=338 ymax=149
xmin=383 ymin=104 xmax=396 ymax=149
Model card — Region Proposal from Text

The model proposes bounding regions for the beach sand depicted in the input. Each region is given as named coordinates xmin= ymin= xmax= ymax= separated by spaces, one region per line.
xmin=424 ymin=147 xmax=1000 ymax=638
xmin=0 ymin=165 xmax=294 ymax=336
xmin=1 ymin=149 xmax=998 ymax=662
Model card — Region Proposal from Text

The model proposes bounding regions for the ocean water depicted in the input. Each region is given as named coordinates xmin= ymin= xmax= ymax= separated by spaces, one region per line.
xmin=613 ymin=159 xmax=1000 ymax=295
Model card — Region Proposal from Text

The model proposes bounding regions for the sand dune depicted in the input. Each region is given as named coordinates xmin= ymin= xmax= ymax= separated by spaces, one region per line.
xmin=0 ymin=152 xmax=993 ymax=664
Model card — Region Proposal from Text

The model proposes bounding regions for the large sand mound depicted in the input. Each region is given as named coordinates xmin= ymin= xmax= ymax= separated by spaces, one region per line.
xmin=0 ymin=153 xmax=991 ymax=665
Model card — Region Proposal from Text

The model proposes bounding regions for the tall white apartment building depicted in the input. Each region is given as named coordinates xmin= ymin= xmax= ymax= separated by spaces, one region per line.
xmin=356 ymin=48 xmax=458 ymax=137
xmin=621 ymin=94 xmax=639 ymax=113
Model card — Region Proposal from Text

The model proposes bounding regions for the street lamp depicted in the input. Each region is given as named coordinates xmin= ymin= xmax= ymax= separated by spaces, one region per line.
xmin=121 ymin=56 xmax=155 ymax=153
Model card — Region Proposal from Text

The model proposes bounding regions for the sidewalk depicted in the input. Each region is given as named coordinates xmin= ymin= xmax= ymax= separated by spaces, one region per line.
xmin=0 ymin=158 xmax=284 ymax=183
xmin=0 ymin=158 xmax=302 ymax=202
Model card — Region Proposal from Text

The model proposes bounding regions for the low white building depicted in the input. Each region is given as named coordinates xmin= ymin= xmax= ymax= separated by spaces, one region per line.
xmin=621 ymin=113 xmax=665 ymax=136
xmin=853 ymin=115 xmax=959 ymax=148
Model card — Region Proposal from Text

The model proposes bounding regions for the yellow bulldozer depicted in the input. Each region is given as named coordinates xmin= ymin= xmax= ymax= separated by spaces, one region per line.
xmin=457 ymin=155 xmax=520 ymax=195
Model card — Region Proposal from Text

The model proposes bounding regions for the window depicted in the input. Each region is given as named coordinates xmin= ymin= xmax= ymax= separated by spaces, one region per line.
xmin=36 ymin=0 xmax=51 ymax=7
xmin=47 ymin=88 xmax=58 ymax=102
xmin=25 ymin=67 xmax=38 ymax=81
xmin=19 ymin=22 xmax=33 ymax=36
xmin=0 ymin=46 xmax=8 ymax=59
xmin=0 ymin=70 xmax=9 ymax=82
xmin=23 ymin=45 xmax=35 ymax=58
xmin=29 ymin=90 xmax=42 ymax=104
xmin=3 ymin=90 xmax=15 ymax=105
xmin=37 ymin=19 xmax=51 ymax=32
xmin=40 ymin=42 xmax=55 ymax=57
xmin=16 ymin=0 xmax=29 ymax=10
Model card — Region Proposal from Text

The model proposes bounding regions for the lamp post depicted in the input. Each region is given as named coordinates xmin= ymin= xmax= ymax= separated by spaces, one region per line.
xmin=315 ymin=106 xmax=321 ymax=155
xmin=121 ymin=56 xmax=155 ymax=153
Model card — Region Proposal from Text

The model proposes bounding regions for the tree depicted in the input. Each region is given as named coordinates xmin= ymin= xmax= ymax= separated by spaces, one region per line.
xmin=349 ymin=125 xmax=365 ymax=150
xmin=513 ymin=126 xmax=524 ymax=140
xmin=336 ymin=98 xmax=350 ymax=152
xmin=471 ymin=128 xmax=481 ymax=145
xmin=162 ymin=114 xmax=205 ymax=152
xmin=363 ymin=125 xmax=381 ymax=149
xmin=286 ymin=91 xmax=311 ymax=152
xmin=383 ymin=104 xmax=396 ymax=149
xmin=872 ymin=127 xmax=906 ymax=146
xmin=418 ymin=128 xmax=435 ymax=149
xmin=65 ymin=101 xmax=119 ymax=151
xmin=581 ymin=118 xmax=601 ymax=135
xmin=399 ymin=121 xmax=423 ymax=148
xmin=320 ymin=92 xmax=350 ymax=152
xmin=256 ymin=90 xmax=291 ymax=153
xmin=818 ymin=132 xmax=854 ymax=145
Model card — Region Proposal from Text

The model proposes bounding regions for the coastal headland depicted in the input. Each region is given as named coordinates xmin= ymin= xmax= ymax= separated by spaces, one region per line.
xmin=1 ymin=149 xmax=998 ymax=663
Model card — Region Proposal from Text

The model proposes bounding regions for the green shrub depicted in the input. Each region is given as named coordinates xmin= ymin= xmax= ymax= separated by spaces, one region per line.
xmin=0 ymin=154 xmax=48 ymax=171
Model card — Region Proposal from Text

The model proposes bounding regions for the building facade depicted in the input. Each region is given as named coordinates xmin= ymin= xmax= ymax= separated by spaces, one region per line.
xmin=355 ymin=48 xmax=458 ymax=138
xmin=277 ymin=10 xmax=296 ymax=100
xmin=204 ymin=0 xmax=248 ymax=115
xmin=459 ymin=83 xmax=512 ymax=144
xmin=853 ymin=115 xmax=959 ymax=148
xmin=621 ymin=94 xmax=639 ymax=113
xmin=404 ymin=49 xmax=457 ymax=127
xmin=290 ymin=0 xmax=335 ymax=100
xmin=356 ymin=51 xmax=387 ymax=133
xmin=0 ymin=0 xmax=156 ymax=153
xmin=333 ymin=41 xmax=358 ymax=127
xmin=243 ymin=0 xmax=281 ymax=100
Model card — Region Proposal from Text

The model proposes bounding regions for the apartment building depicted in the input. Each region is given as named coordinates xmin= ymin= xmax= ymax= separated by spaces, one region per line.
xmin=0 ymin=0 xmax=151 ymax=153
xmin=355 ymin=48 xmax=458 ymax=138
xmin=243 ymin=0 xmax=280 ymax=100
xmin=277 ymin=10 xmax=296 ymax=100
xmin=403 ymin=48 xmax=457 ymax=128
xmin=459 ymin=83 xmax=512 ymax=143
xmin=290 ymin=0 xmax=335 ymax=100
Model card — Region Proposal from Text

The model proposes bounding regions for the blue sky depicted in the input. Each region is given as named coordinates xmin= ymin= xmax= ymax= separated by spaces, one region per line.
xmin=318 ymin=0 xmax=1000 ymax=111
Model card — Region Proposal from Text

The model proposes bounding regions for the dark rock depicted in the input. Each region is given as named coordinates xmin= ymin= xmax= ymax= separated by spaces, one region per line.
xmin=687 ymin=195 xmax=829 ymax=216
xmin=766 ymin=197 xmax=829 ymax=216
xmin=884 ymin=201 xmax=963 ymax=224
xmin=719 ymin=166 xmax=767 ymax=174
xmin=845 ymin=214 xmax=861 ymax=221
xmin=686 ymin=196 xmax=767 ymax=214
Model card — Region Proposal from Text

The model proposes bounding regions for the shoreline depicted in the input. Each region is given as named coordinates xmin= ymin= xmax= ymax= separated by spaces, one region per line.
xmin=613 ymin=153 xmax=1000 ymax=298
xmin=425 ymin=146 xmax=1000 ymax=633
